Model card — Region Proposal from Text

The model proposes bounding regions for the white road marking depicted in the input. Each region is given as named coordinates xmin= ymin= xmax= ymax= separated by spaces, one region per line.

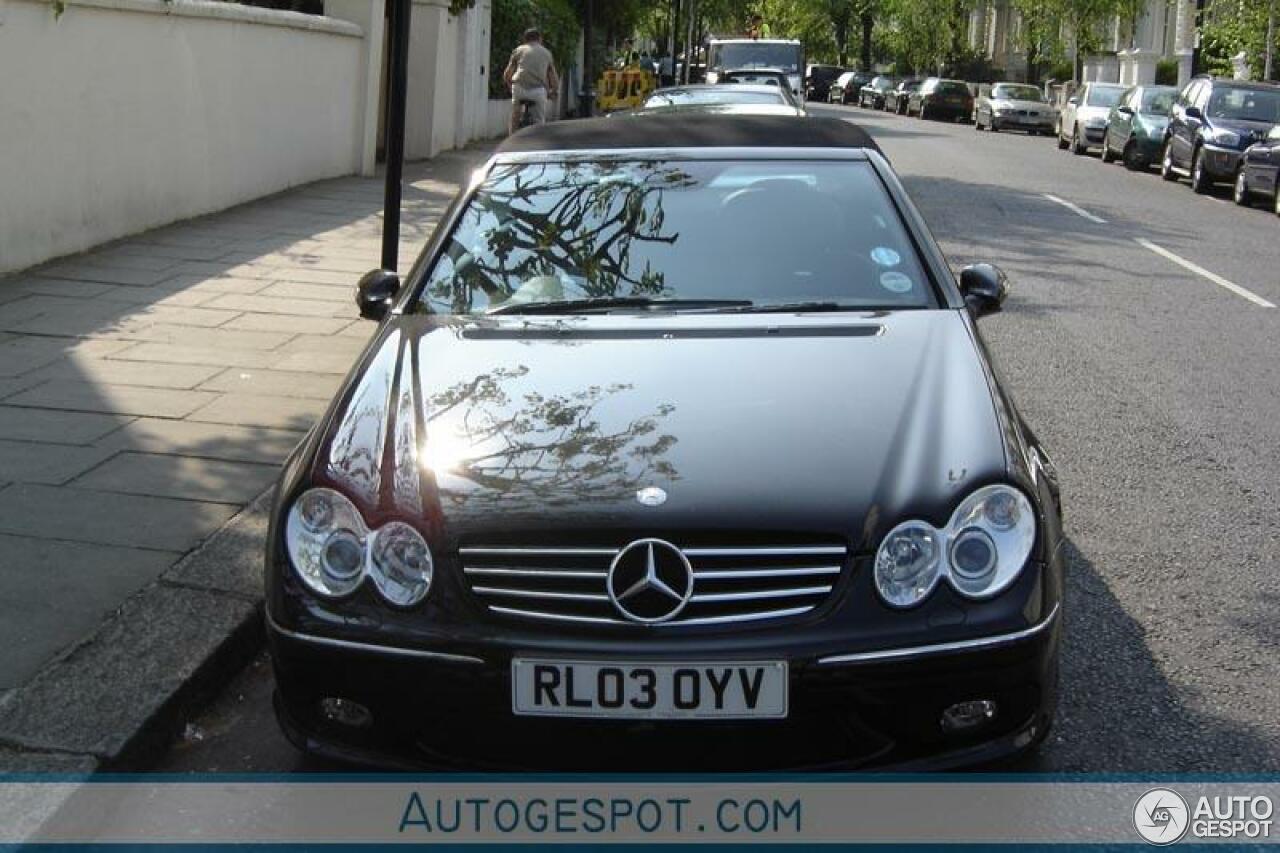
xmin=1135 ymin=238 xmax=1276 ymax=308
xmin=1042 ymin=193 xmax=1108 ymax=224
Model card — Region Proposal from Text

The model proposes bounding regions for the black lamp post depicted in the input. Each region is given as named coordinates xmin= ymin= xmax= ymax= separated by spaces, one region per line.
xmin=381 ymin=0 xmax=413 ymax=272
xmin=580 ymin=0 xmax=595 ymax=117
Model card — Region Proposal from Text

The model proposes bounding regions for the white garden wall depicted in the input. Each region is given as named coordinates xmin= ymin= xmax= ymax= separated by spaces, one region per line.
xmin=0 ymin=0 xmax=499 ymax=276
xmin=0 ymin=0 xmax=369 ymax=274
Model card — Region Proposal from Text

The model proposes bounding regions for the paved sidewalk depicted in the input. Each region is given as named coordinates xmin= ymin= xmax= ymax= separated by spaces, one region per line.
xmin=0 ymin=147 xmax=489 ymax=770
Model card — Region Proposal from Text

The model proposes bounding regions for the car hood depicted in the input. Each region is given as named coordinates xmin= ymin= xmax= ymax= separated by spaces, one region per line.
xmin=1209 ymin=117 xmax=1276 ymax=141
xmin=311 ymin=310 xmax=1009 ymax=550
xmin=1076 ymin=105 xmax=1112 ymax=121
xmin=993 ymin=98 xmax=1050 ymax=111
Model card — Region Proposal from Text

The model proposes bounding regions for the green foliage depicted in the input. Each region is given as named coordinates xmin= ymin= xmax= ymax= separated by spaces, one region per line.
xmin=1202 ymin=0 xmax=1274 ymax=80
xmin=1155 ymin=57 xmax=1179 ymax=85
xmin=449 ymin=0 xmax=476 ymax=15
xmin=490 ymin=0 xmax=579 ymax=98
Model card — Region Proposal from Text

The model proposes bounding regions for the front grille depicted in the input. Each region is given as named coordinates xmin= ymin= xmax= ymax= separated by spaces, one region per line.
xmin=460 ymin=543 xmax=848 ymax=627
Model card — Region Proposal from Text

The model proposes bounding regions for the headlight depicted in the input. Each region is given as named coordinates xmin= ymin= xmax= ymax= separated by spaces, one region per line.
xmin=1210 ymin=128 xmax=1241 ymax=147
xmin=369 ymin=521 xmax=433 ymax=607
xmin=993 ymin=105 xmax=1010 ymax=115
xmin=873 ymin=485 xmax=1037 ymax=607
xmin=705 ymin=71 xmax=719 ymax=85
xmin=286 ymin=488 xmax=369 ymax=598
xmin=285 ymin=487 xmax=434 ymax=606
xmin=874 ymin=522 xmax=942 ymax=608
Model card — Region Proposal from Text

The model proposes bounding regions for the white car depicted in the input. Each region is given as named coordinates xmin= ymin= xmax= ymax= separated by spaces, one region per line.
xmin=1057 ymin=83 xmax=1127 ymax=154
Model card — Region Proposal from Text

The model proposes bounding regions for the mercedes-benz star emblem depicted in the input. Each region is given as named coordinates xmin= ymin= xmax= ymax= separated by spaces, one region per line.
xmin=607 ymin=538 xmax=693 ymax=624
xmin=635 ymin=486 xmax=667 ymax=507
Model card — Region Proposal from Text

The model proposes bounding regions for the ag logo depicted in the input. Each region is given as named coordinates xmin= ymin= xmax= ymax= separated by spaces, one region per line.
xmin=1134 ymin=788 xmax=1190 ymax=845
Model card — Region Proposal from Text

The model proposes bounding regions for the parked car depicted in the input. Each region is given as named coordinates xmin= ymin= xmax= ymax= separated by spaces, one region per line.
xmin=805 ymin=64 xmax=847 ymax=102
xmin=973 ymin=82 xmax=1055 ymax=134
xmin=1233 ymin=125 xmax=1280 ymax=213
xmin=886 ymin=79 xmax=922 ymax=114
xmin=1100 ymin=84 xmax=1176 ymax=170
xmin=908 ymin=78 xmax=974 ymax=121
xmin=624 ymin=102 xmax=807 ymax=119
xmin=827 ymin=70 xmax=872 ymax=105
xmin=268 ymin=113 xmax=1064 ymax=772
xmin=858 ymin=76 xmax=897 ymax=109
xmin=1056 ymin=82 xmax=1126 ymax=154
xmin=641 ymin=84 xmax=797 ymax=111
xmin=1161 ymin=76 xmax=1280 ymax=193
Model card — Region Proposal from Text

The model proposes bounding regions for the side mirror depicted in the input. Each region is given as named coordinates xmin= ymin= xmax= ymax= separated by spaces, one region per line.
xmin=959 ymin=263 xmax=1008 ymax=318
xmin=1067 ymin=96 xmax=1079 ymax=106
xmin=1185 ymin=105 xmax=1203 ymax=120
xmin=355 ymin=268 xmax=401 ymax=321
xmin=1117 ymin=105 xmax=1134 ymax=116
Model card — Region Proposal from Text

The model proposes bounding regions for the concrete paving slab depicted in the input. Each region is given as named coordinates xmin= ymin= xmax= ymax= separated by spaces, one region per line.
xmin=257 ymin=282 xmax=352 ymax=303
xmin=97 ymin=325 xmax=292 ymax=352
xmin=186 ymin=393 xmax=326 ymax=431
xmin=33 ymin=263 xmax=173 ymax=287
xmin=13 ymin=277 xmax=119 ymax=299
xmin=0 ymin=584 xmax=258 ymax=761
xmin=0 ymin=535 xmax=175 ymax=689
xmin=201 ymin=293 xmax=351 ymax=318
xmin=104 ymin=343 xmax=280 ymax=370
xmin=72 ymin=453 xmax=279 ymax=504
xmin=221 ymin=313 xmax=349 ymax=335
xmin=271 ymin=350 xmax=364 ymax=374
xmin=0 ymin=440 xmax=117 ymax=485
xmin=0 ymin=295 xmax=78 ymax=329
xmin=0 ymin=484 xmax=236 ymax=552
xmin=95 ymin=418 xmax=303 ymax=464
xmin=157 ymin=275 xmax=275 ymax=295
xmin=198 ymin=368 xmax=343 ymax=400
xmin=4 ymin=382 xmax=219 ymax=419
xmin=274 ymin=334 xmax=369 ymax=358
xmin=0 ymin=407 xmax=129 ymax=445
xmin=26 ymin=358 xmax=223 ymax=390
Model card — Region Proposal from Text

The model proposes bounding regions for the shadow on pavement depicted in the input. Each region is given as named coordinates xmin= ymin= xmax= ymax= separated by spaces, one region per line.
xmin=0 ymin=148 xmax=488 ymax=769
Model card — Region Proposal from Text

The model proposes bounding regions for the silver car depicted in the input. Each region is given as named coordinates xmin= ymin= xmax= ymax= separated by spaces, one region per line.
xmin=974 ymin=82 xmax=1055 ymax=135
xmin=1057 ymin=83 xmax=1127 ymax=154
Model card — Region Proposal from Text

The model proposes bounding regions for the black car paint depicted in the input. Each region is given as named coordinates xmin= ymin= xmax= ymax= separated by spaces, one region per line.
xmin=266 ymin=145 xmax=1064 ymax=770
xmin=1239 ymin=129 xmax=1280 ymax=210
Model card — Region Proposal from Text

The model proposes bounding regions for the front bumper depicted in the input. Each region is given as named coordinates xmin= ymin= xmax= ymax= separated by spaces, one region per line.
xmin=991 ymin=114 xmax=1053 ymax=131
xmin=268 ymin=602 xmax=1060 ymax=771
xmin=1199 ymin=143 xmax=1244 ymax=179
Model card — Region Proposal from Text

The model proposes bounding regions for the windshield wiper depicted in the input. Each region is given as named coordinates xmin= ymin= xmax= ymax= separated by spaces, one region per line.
xmin=487 ymin=297 xmax=753 ymax=315
xmin=707 ymin=301 xmax=872 ymax=314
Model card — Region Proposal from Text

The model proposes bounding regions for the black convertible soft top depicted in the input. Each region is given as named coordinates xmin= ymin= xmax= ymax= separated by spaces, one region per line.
xmin=497 ymin=114 xmax=882 ymax=155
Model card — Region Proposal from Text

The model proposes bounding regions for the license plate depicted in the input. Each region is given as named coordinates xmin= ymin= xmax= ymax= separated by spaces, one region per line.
xmin=511 ymin=659 xmax=788 ymax=719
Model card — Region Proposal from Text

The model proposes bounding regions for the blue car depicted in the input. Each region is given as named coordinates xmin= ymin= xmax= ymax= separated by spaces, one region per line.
xmin=1161 ymin=76 xmax=1280 ymax=193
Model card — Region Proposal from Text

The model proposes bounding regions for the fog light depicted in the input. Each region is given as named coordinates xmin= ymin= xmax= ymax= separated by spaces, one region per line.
xmin=318 ymin=697 xmax=373 ymax=729
xmin=940 ymin=699 xmax=998 ymax=734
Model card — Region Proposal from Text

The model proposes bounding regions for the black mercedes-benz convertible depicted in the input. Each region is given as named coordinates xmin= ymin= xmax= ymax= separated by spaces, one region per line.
xmin=265 ymin=115 xmax=1064 ymax=770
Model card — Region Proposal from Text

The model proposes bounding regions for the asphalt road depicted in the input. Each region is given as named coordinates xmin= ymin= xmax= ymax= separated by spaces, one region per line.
xmin=152 ymin=104 xmax=1280 ymax=774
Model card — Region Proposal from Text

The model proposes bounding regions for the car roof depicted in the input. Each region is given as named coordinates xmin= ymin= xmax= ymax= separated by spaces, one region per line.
xmin=623 ymin=103 xmax=805 ymax=119
xmin=650 ymin=84 xmax=787 ymax=96
xmin=498 ymin=114 xmax=883 ymax=156
xmin=709 ymin=38 xmax=800 ymax=45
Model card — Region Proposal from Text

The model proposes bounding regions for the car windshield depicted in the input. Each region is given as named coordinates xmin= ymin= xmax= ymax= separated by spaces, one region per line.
xmin=1207 ymin=86 xmax=1280 ymax=122
xmin=723 ymin=73 xmax=783 ymax=86
xmin=936 ymin=82 xmax=969 ymax=95
xmin=418 ymin=159 xmax=935 ymax=315
xmin=1086 ymin=86 xmax=1124 ymax=107
xmin=901 ymin=81 xmax=920 ymax=91
xmin=644 ymin=88 xmax=787 ymax=107
xmin=1140 ymin=89 xmax=1175 ymax=114
xmin=873 ymin=79 xmax=894 ymax=91
xmin=711 ymin=43 xmax=801 ymax=73
xmin=993 ymin=84 xmax=1042 ymax=101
